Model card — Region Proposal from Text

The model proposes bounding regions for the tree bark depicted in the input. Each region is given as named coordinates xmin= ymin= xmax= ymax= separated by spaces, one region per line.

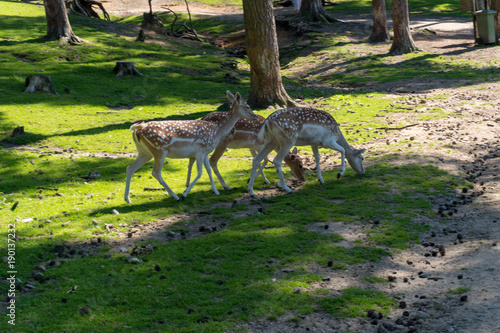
xmin=242 ymin=0 xmax=296 ymax=108
xmin=44 ymin=0 xmax=83 ymax=45
xmin=24 ymin=75 xmax=58 ymax=94
xmin=389 ymin=0 xmax=420 ymax=55
xmin=113 ymin=62 xmax=143 ymax=78
xmin=300 ymin=0 xmax=336 ymax=23
xmin=369 ymin=0 xmax=390 ymax=42
xmin=492 ymin=0 xmax=500 ymax=41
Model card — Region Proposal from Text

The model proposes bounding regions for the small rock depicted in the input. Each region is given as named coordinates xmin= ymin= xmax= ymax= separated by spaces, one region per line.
xmin=120 ymin=247 xmax=128 ymax=253
xmin=128 ymin=257 xmax=141 ymax=264
xmin=415 ymin=311 xmax=429 ymax=320
xmin=399 ymin=301 xmax=407 ymax=309
xmin=22 ymin=218 xmax=34 ymax=223
xmin=418 ymin=272 xmax=430 ymax=278
xmin=293 ymin=288 xmax=302 ymax=294
xmin=111 ymin=209 xmax=120 ymax=215
xmin=79 ymin=308 xmax=91 ymax=316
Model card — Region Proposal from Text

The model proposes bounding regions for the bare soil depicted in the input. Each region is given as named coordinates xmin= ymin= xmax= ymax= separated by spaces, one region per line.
xmin=17 ymin=2 xmax=500 ymax=332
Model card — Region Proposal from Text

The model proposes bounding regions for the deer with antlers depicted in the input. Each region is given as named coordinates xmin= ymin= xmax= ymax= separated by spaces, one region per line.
xmin=185 ymin=112 xmax=305 ymax=190
xmin=124 ymin=91 xmax=257 ymax=203
xmin=248 ymin=107 xmax=366 ymax=196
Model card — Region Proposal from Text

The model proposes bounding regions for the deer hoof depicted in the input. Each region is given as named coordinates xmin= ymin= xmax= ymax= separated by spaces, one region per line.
xmin=337 ymin=173 xmax=342 ymax=179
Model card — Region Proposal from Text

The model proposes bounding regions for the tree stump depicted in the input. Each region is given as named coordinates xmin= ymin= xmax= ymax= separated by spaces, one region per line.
xmin=136 ymin=29 xmax=147 ymax=42
xmin=11 ymin=126 xmax=25 ymax=138
xmin=141 ymin=12 xmax=167 ymax=35
xmin=24 ymin=75 xmax=58 ymax=95
xmin=113 ymin=62 xmax=143 ymax=78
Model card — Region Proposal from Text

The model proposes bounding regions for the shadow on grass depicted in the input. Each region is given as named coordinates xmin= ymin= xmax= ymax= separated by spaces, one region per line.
xmin=3 ymin=157 xmax=499 ymax=331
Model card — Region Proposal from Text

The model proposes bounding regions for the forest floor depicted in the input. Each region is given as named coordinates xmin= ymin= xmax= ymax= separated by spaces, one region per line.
xmin=96 ymin=2 xmax=500 ymax=332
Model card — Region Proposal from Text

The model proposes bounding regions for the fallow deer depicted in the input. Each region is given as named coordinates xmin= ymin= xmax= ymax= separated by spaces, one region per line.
xmin=248 ymin=107 xmax=366 ymax=196
xmin=185 ymin=112 xmax=305 ymax=190
xmin=124 ymin=91 xmax=257 ymax=203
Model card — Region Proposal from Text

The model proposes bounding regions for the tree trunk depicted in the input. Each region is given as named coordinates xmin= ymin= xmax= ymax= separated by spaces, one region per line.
xmin=389 ymin=0 xmax=420 ymax=55
xmin=369 ymin=0 xmax=390 ymax=42
xmin=300 ymin=0 xmax=336 ymax=23
xmin=492 ymin=0 xmax=500 ymax=41
xmin=242 ymin=0 xmax=296 ymax=109
xmin=44 ymin=0 xmax=83 ymax=45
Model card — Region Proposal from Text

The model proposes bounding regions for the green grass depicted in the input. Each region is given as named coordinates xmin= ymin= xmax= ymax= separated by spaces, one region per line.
xmin=446 ymin=287 xmax=470 ymax=294
xmin=329 ymin=0 xmax=467 ymax=15
xmin=0 ymin=1 xmax=475 ymax=332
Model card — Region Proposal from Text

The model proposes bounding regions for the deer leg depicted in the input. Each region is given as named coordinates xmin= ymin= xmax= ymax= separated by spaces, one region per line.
xmin=210 ymin=144 xmax=231 ymax=190
xmin=326 ymin=141 xmax=346 ymax=179
xmin=182 ymin=155 xmax=204 ymax=199
xmin=124 ymin=151 xmax=153 ymax=204
xmin=248 ymin=144 xmax=274 ymax=197
xmin=311 ymin=145 xmax=325 ymax=184
xmin=274 ymin=144 xmax=295 ymax=193
xmin=151 ymin=152 xmax=180 ymax=201
xmin=204 ymin=155 xmax=220 ymax=195
xmin=186 ymin=157 xmax=195 ymax=187
xmin=250 ymin=148 xmax=271 ymax=185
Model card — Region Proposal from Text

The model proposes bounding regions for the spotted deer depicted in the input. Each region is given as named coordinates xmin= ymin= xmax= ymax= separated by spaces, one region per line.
xmin=248 ymin=107 xmax=366 ymax=196
xmin=185 ymin=112 xmax=305 ymax=190
xmin=124 ymin=91 xmax=257 ymax=203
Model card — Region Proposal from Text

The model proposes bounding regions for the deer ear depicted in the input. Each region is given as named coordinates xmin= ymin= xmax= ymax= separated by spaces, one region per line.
xmin=358 ymin=148 xmax=366 ymax=154
xmin=235 ymin=92 xmax=242 ymax=102
xmin=292 ymin=147 xmax=298 ymax=155
xmin=227 ymin=91 xmax=235 ymax=103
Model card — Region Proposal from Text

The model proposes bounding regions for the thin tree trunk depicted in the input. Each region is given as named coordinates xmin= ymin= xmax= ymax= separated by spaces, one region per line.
xmin=44 ymin=0 xmax=83 ymax=45
xmin=301 ymin=0 xmax=336 ymax=23
xmin=369 ymin=0 xmax=390 ymax=42
xmin=242 ymin=0 xmax=296 ymax=108
xmin=389 ymin=0 xmax=420 ymax=55
xmin=492 ymin=0 xmax=500 ymax=41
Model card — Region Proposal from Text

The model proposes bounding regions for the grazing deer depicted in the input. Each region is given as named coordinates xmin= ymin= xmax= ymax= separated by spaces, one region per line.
xmin=248 ymin=107 xmax=366 ymax=196
xmin=124 ymin=91 xmax=257 ymax=203
xmin=185 ymin=112 xmax=305 ymax=190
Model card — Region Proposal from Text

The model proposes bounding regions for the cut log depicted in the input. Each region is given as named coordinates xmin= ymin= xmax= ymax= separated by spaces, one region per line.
xmin=113 ymin=62 xmax=143 ymax=78
xmin=24 ymin=75 xmax=58 ymax=95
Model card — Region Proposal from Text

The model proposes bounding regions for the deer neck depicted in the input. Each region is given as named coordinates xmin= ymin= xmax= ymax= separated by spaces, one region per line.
xmin=336 ymin=131 xmax=355 ymax=155
xmin=213 ymin=108 xmax=241 ymax=144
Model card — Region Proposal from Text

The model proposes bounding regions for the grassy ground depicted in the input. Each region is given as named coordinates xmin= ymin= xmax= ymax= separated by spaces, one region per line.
xmin=0 ymin=1 xmax=474 ymax=332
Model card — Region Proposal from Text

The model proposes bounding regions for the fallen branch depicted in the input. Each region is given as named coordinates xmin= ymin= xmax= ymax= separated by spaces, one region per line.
xmin=377 ymin=123 xmax=418 ymax=131
xmin=36 ymin=187 xmax=60 ymax=191
xmin=144 ymin=187 xmax=165 ymax=191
